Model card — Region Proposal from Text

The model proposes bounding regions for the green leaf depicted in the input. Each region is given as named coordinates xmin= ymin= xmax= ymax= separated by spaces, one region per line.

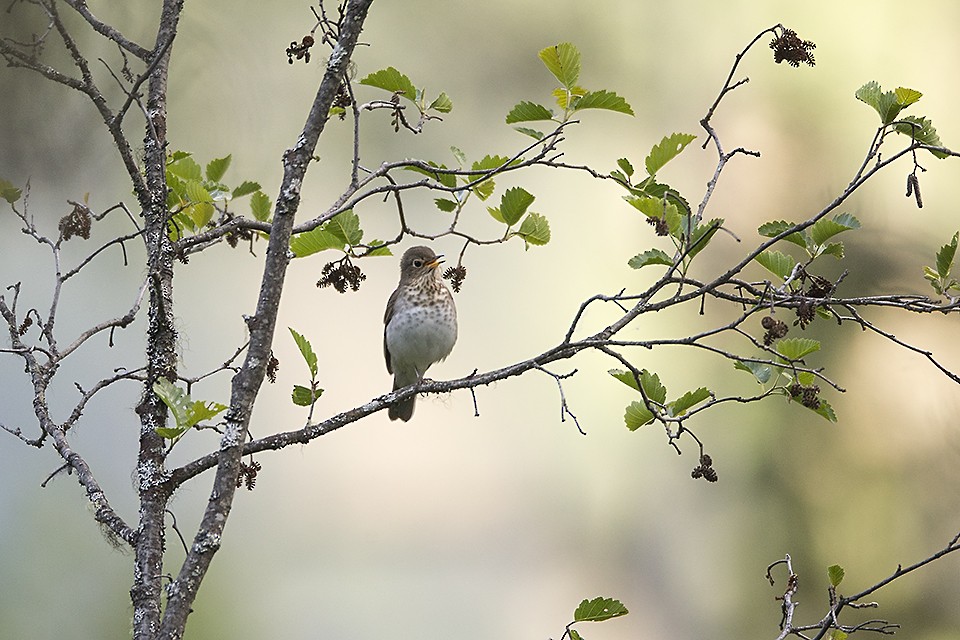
xmin=609 ymin=368 xmax=667 ymax=404
xmin=776 ymin=337 xmax=821 ymax=361
xmin=184 ymin=180 xmax=213 ymax=204
xmin=573 ymin=597 xmax=629 ymax=623
xmin=364 ymin=240 xmax=393 ymax=257
xmin=290 ymin=225 xmax=345 ymax=257
xmin=810 ymin=214 xmax=860 ymax=245
xmin=0 ymin=177 xmax=22 ymax=204
xmin=830 ymin=631 xmax=849 ymax=640
xmin=428 ymin=92 xmax=453 ymax=113
xmin=289 ymin=327 xmax=318 ymax=378
xmin=231 ymin=180 xmax=262 ymax=199
xmin=669 ymin=387 xmax=711 ymax=416
xmin=936 ymin=232 xmax=959 ymax=278
xmin=625 ymin=195 xmax=682 ymax=237
xmin=628 ymin=248 xmax=674 ymax=269
xmin=552 ymin=85 xmax=587 ymax=110
xmin=205 ymin=155 xmax=231 ymax=182
xmin=855 ymin=81 xmax=903 ymax=125
xmin=572 ymin=90 xmax=634 ymax=116
xmin=167 ymin=156 xmax=202 ymax=181
xmin=755 ymin=250 xmax=797 ymax=280
xmin=616 ymin=158 xmax=634 ymax=178
xmin=734 ymin=360 xmax=772 ymax=384
xmin=472 ymin=154 xmax=513 ymax=171
xmin=434 ymin=198 xmax=458 ymax=212
xmin=499 ymin=187 xmax=535 ymax=226
xmin=645 ymin=133 xmax=697 ymax=177
xmin=821 ymin=242 xmax=845 ymax=259
xmin=894 ymin=116 xmax=948 ymax=158
xmin=569 ymin=631 xmax=583 ymax=640
xmin=359 ymin=67 xmax=417 ymax=101
xmin=813 ymin=398 xmax=838 ymax=422
xmin=184 ymin=202 xmax=215 ymax=229
xmin=687 ymin=218 xmax=723 ymax=258
xmin=513 ymin=127 xmax=545 ymax=140
xmin=625 ymin=401 xmax=654 ymax=430
xmin=326 ymin=210 xmax=363 ymax=245
xmin=827 ymin=564 xmax=845 ymax=588
xmin=538 ymin=42 xmax=581 ymax=89
xmin=758 ymin=220 xmax=808 ymax=248
xmin=516 ymin=212 xmax=551 ymax=247
xmin=505 ymin=101 xmax=554 ymax=124
xmin=250 ymin=191 xmax=271 ymax=222
xmin=292 ymin=384 xmax=324 ymax=407
xmin=152 ymin=378 xmax=226 ymax=439
xmin=450 ymin=146 xmax=466 ymax=166
xmin=894 ymin=87 xmax=922 ymax=107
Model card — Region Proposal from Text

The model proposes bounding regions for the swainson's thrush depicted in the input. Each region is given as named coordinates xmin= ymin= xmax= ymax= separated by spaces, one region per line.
xmin=383 ymin=246 xmax=458 ymax=421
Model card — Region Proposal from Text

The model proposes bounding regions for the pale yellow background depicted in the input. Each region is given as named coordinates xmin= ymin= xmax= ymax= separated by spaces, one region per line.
xmin=1 ymin=1 xmax=959 ymax=639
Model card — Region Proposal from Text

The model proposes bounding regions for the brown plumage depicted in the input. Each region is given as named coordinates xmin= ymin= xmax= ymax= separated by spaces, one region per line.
xmin=383 ymin=246 xmax=458 ymax=421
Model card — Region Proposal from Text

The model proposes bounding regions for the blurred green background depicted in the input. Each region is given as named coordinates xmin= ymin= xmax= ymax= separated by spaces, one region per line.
xmin=2 ymin=1 xmax=959 ymax=638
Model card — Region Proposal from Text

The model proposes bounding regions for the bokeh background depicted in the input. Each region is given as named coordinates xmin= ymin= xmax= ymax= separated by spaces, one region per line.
xmin=2 ymin=1 xmax=959 ymax=638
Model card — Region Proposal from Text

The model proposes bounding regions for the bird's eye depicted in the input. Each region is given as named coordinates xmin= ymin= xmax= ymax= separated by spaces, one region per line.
xmin=412 ymin=259 xmax=424 ymax=268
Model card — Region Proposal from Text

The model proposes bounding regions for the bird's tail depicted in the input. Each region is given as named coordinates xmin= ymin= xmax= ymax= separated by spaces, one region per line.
xmin=389 ymin=371 xmax=417 ymax=422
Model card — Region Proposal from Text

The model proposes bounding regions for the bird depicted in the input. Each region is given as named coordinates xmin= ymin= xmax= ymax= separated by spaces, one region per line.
xmin=383 ymin=246 xmax=458 ymax=421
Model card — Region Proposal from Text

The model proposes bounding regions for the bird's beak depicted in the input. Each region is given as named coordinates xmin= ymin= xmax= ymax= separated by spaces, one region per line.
xmin=428 ymin=255 xmax=444 ymax=269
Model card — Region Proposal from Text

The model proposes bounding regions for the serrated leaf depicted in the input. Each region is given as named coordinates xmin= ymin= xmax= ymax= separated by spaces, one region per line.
xmin=505 ymin=101 xmax=554 ymax=124
xmin=290 ymin=225 xmax=345 ymax=258
xmin=894 ymin=116 xmax=949 ymax=158
xmin=0 ymin=177 xmax=23 ymax=204
xmin=569 ymin=631 xmax=583 ymax=640
xmin=645 ymin=133 xmax=697 ymax=177
xmin=499 ymin=187 xmax=535 ymax=226
xmin=669 ymin=387 xmax=711 ymax=416
xmin=205 ymin=155 xmax=231 ymax=182
xmin=250 ymin=191 xmax=271 ymax=222
xmin=184 ymin=202 xmax=215 ymax=228
xmin=359 ymin=67 xmax=417 ymax=101
xmin=855 ymin=81 xmax=903 ymax=125
xmin=758 ymin=220 xmax=808 ymax=248
xmin=472 ymin=154 xmax=513 ymax=171
xmin=821 ymin=242 xmax=845 ymax=259
xmin=755 ymin=250 xmax=797 ymax=280
xmin=832 ymin=213 xmax=861 ymax=230
xmin=429 ymin=92 xmax=453 ymax=113
xmin=628 ymin=249 xmax=674 ymax=269
xmin=572 ymin=90 xmax=634 ymax=116
xmin=487 ymin=206 xmax=505 ymax=224
xmin=935 ymin=232 xmax=958 ymax=279
xmin=292 ymin=384 xmax=324 ymax=407
xmin=516 ymin=212 xmax=550 ymax=247
xmin=638 ymin=180 xmax=692 ymax=217
xmin=552 ymin=85 xmax=588 ymax=110
xmin=326 ymin=210 xmax=363 ymax=245
xmin=434 ymin=198 xmax=457 ymax=212
xmin=289 ymin=327 xmax=318 ymax=378
xmin=609 ymin=368 xmax=641 ymax=392
xmin=573 ymin=597 xmax=629 ymax=622
xmin=734 ymin=360 xmax=772 ymax=384
xmin=625 ymin=401 xmax=654 ymax=430
xmin=894 ymin=87 xmax=922 ymax=107
xmin=810 ymin=216 xmax=859 ymax=245
xmin=153 ymin=379 xmax=226 ymax=439
xmin=184 ymin=180 xmax=213 ymax=204
xmin=827 ymin=564 xmax=845 ymax=588
xmin=813 ymin=398 xmax=838 ymax=422
xmin=625 ymin=195 xmax=682 ymax=236
xmin=167 ymin=156 xmax=202 ymax=181
xmin=687 ymin=218 xmax=723 ymax=258
xmin=232 ymin=180 xmax=262 ymax=199
xmin=616 ymin=158 xmax=634 ymax=177
xmin=364 ymin=240 xmax=393 ymax=257
xmin=513 ymin=127 xmax=545 ymax=140
xmin=776 ymin=337 xmax=821 ymax=361
xmin=450 ymin=146 xmax=466 ymax=166
xmin=538 ymin=42 xmax=581 ymax=89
